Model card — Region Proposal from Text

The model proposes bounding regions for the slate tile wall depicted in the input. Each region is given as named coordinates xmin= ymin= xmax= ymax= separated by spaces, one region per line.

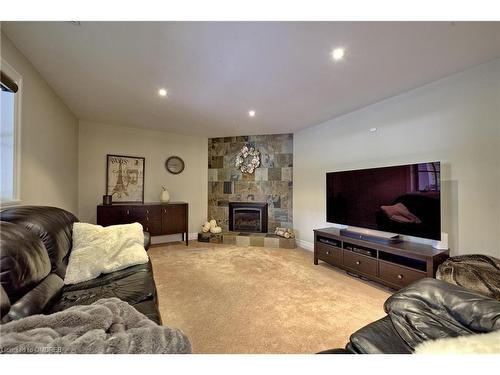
xmin=208 ymin=134 xmax=293 ymax=232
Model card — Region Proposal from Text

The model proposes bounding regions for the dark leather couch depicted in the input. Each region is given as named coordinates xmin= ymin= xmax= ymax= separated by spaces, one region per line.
xmin=0 ymin=206 xmax=161 ymax=324
xmin=340 ymin=278 xmax=500 ymax=353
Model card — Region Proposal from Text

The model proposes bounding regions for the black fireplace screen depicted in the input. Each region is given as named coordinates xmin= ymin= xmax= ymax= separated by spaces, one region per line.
xmin=234 ymin=208 xmax=261 ymax=231
xmin=229 ymin=202 xmax=268 ymax=233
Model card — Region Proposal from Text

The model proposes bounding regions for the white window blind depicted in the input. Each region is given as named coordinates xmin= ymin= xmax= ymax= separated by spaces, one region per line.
xmin=0 ymin=59 xmax=22 ymax=205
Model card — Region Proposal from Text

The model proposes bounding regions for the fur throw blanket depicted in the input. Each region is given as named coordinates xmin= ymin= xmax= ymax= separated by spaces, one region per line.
xmin=0 ymin=298 xmax=191 ymax=354
xmin=415 ymin=330 xmax=500 ymax=354
xmin=437 ymin=254 xmax=500 ymax=300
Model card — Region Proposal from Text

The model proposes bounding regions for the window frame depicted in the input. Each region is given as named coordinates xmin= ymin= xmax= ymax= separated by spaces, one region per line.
xmin=0 ymin=58 xmax=22 ymax=206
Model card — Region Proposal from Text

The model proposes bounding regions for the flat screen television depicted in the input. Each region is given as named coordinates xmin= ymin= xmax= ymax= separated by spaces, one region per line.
xmin=326 ymin=162 xmax=441 ymax=240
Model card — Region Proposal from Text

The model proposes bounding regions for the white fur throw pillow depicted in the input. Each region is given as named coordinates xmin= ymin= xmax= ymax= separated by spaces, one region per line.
xmin=415 ymin=330 xmax=500 ymax=354
xmin=64 ymin=222 xmax=149 ymax=285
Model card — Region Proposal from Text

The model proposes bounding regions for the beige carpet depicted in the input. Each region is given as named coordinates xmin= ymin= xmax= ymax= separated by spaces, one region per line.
xmin=148 ymin=241 xmax=390 ymax=354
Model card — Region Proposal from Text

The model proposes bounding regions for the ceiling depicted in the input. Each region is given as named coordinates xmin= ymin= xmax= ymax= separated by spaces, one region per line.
xmin=2 ymin=21 xmax=500 ymax=136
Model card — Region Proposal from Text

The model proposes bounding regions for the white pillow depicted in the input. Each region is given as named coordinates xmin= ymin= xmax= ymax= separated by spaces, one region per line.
xmin=415 ymin=330 xmax=500 ymax=354
xmin=64 ymin=222 xmax=149 ymax=285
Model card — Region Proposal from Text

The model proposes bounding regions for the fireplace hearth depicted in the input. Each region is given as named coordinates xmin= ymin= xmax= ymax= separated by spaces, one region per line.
xmin=229 ymin=202 xmax=268 ymax=233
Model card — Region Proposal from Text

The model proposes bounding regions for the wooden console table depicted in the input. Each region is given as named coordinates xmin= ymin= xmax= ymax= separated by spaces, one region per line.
xmin=97 ymin=202 xmax=189 ymax=245
xmin=313 ymin=228 xmax=449 ymax=289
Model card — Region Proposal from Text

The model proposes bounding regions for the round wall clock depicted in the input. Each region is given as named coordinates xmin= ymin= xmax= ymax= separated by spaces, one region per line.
xmin=165 ymin=156 xmax=185 ymax=174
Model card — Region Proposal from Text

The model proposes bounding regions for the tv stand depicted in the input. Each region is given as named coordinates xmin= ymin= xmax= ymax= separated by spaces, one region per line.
xmin=313 ymin=227 xmax=449 ymax=290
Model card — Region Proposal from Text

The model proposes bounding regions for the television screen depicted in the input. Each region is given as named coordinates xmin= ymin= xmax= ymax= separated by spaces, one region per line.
xmin=326 ymin=162 xmax=441 ymax=240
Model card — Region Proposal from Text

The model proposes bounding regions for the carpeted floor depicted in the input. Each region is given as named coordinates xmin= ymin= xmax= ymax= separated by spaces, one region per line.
xmin=148 ymin=241 xmax=391 ymax=354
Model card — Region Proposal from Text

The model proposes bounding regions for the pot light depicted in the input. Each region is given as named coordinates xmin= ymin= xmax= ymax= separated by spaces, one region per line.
xmin=369 ymin=127 xmax=378 ymax=133
xmin=158 ymin=88 xmax=167 ymax=97
xmin=248 ymin=110 xmax=256 ymax=117
xmin=331 ymin=48 xmax=346 ymax=61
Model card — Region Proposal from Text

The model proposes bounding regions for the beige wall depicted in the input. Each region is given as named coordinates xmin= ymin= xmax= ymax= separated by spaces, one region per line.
xmin=294 ymin=59 xmax=500 ymax=257
xmin=78 ymin=121 xmax=208 ymax=236
xmin=1 ymin=32 xmax=79 ymax=213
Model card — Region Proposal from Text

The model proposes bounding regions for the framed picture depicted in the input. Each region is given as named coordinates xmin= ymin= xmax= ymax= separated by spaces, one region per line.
xmin=106 ymin=154 xmax=145 ymax=203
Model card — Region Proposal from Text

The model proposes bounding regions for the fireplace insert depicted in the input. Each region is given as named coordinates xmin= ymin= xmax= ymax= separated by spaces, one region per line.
xmin=229 ymin=202 xmax=268 ymax=233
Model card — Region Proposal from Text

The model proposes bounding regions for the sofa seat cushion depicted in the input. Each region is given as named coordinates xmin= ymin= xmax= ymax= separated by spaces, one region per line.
xmin=62 ymin=261 xmax=154 ymax=292
xmin=349 ymin=316 xmax=413 ymax=354
xmin=132 ymin=299 xmax=162 ymax=325
xmin=47 ymin=261 xmax=159 ymax=323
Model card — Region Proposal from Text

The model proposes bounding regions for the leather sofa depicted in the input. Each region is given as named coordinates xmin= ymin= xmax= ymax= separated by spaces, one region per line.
xmin=338 ymin=278 xmax=500 ymax=353
xmin=0 ymin=206 xmax=161 ymax=324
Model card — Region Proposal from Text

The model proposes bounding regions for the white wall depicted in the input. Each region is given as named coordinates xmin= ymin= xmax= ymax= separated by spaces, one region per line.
xmin=294 ymin=59 xmax=500 ymax=257
xmin=78 ymin=121 xmax=208 ymax=237
xmin=1 ymin=32 xmax=79 ymax=213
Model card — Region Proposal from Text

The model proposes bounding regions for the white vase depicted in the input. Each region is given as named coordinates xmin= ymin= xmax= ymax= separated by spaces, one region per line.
xmin=160 ymin=189 xmax=170 ymax=203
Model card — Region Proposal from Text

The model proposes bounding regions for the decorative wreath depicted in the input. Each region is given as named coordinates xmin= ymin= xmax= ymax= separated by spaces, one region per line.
xmin=235 ymin=145 xmax=261 ymax=174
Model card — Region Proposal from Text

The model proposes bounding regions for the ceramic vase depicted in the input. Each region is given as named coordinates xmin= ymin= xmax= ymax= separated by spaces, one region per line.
xmin=160 ymin=188 xmax=170 ymax=203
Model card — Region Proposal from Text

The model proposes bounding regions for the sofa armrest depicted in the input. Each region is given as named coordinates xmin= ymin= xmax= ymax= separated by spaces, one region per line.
xmin=348 ymin=316 xmax=412 ymax=354
xmin=1 ymin=285 xmax=11 ymax=319
xmin=3 ymin=274 xmax=64 ymax=322
xmin=144 ymin=231 xmax=151 ymax=251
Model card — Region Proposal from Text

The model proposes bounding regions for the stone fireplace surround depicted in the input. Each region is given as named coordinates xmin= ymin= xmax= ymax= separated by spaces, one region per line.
xmin=208 ymin=134 xmax=293 ymax=233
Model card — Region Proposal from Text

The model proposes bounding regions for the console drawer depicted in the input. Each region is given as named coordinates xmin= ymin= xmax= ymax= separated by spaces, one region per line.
xmin=343 ymin=251 xmax=377 ymax=277
xmin=379 ymin=261 xmax=425 ymax=288
xmin=143 ymin=219 xmax=162 ymax=236
xmin=316 ymin=243 xmax=342 ymax=267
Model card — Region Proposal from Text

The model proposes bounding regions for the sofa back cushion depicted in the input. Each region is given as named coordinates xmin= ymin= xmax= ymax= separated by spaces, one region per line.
xmin=0 ymin=206 xmax=78 ymax=278
xmin=384 ymin=278 xmax=500 ymax=349
xmin=0 ymin=221 xmax=51 ymax=303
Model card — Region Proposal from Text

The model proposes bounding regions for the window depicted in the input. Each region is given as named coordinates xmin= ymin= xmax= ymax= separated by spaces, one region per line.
xmin=0 ymin=59 xmax=22 ymax=205
xmin=415 ymin=162 xmax=440 ymax=192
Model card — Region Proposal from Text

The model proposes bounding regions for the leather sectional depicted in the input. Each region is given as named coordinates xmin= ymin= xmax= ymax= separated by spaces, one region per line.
xmin=0 ymin=206 xmax=161 ymax=324
xmin=339 ymin=278 xmax=500 ymax=353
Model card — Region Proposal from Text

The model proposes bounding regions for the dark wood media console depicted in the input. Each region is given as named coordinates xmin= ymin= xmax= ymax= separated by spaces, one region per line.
xmin=313 ymin=227 xmax=449 ymax=289
xmin=97 ymin=202 xmax=189 ymax=245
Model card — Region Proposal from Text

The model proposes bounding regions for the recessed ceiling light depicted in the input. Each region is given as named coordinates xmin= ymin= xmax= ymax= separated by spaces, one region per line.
xmin=331 ymin=48 xmax=346 ymax=61
xmin=158 ymin=88 xmax=167 ymax=97
xmin=248 ymin=110 xmax=256 ymax=117
xmin=369 ymin=127 xmax=378 ymax=133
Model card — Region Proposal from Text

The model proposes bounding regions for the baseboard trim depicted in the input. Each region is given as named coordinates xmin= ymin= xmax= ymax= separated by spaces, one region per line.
xmin=151 ymin=232 xmax=198 ymax=245
xmin=296 ymin=238 xmax=314 ymax=251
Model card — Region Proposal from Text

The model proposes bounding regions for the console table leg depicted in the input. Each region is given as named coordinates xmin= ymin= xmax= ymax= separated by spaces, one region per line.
xmin=314 ymin=258 xmax=318 ymax=265
xmin=185 ymin=232 xmax=188 ymax=246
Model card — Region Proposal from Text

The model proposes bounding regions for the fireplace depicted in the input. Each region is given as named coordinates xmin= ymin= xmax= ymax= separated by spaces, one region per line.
xmin=229 ymin=202 xmax=268 ymax=233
